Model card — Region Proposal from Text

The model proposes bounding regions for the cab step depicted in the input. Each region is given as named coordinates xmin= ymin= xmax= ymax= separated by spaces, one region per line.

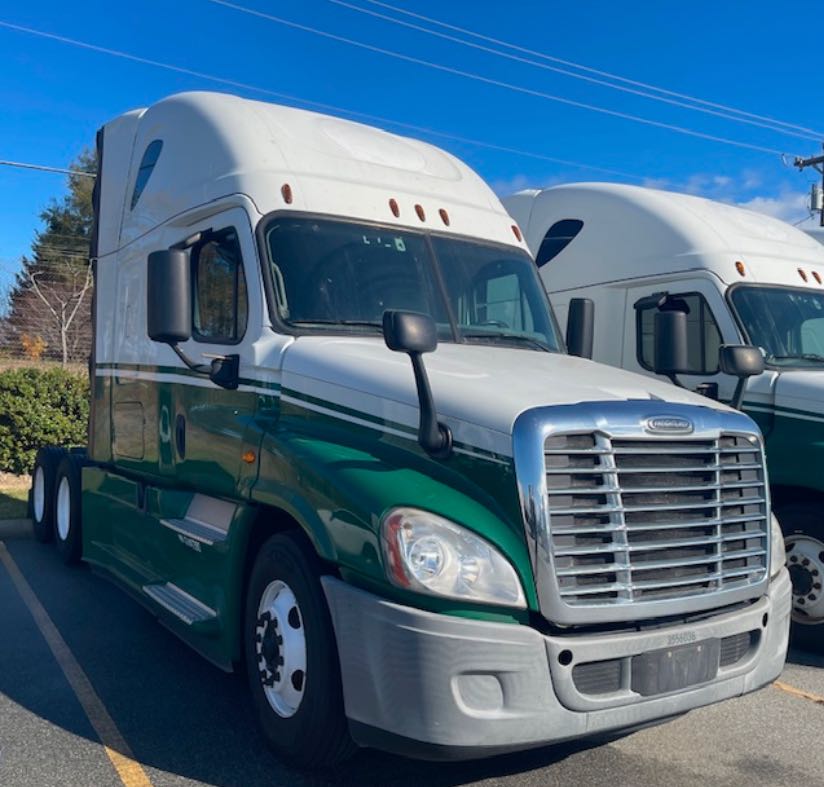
xmin=143 ymin=582 xmax=218 ymax=630
xmin=159 ymin=494 xmax=236 ymax=546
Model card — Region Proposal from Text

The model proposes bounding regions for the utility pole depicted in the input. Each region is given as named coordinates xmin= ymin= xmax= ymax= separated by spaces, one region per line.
xmin=794 ymin=146 xmax=824 ymax=226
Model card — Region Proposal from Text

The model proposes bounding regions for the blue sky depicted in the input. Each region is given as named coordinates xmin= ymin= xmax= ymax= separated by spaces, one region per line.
xmin=2 ymin=0 xmax=823 ymax=283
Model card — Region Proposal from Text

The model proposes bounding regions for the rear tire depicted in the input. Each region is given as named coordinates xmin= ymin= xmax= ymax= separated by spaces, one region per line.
xmin=30 ymin=446 xmax=66 ymax=543
xmin=53 ymin=454 xmax=85 ymax=565
xmin=776 ymin=503 xmax=824 ymax=654
xmin=244 ymin=532 xmax=355 ymax=768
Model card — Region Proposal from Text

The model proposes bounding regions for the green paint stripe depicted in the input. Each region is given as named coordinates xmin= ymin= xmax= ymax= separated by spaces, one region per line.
xmin=96 ymin=363 xmax=507 ymax=463
xmin=744 ymin=400 xmax=824 ymax=422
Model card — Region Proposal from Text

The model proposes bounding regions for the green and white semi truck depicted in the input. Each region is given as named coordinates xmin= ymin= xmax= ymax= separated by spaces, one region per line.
xmin=30 ymin=94 xmax=790 ymax=766
xmin=505 ymin=182 xmax=822 ymax=653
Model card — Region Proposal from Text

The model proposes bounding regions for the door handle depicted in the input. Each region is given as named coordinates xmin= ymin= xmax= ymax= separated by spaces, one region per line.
xmin=175 ymin=414 xmax=186 ymax=459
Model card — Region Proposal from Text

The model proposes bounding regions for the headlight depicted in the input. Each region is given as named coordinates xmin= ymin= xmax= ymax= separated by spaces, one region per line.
xmin=380 ymin=508 xmax=526 ymax=608
xmin=770 ymin=513 xmax=786 ymax=579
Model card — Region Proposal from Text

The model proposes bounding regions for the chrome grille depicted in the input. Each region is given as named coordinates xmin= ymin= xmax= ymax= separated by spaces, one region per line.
xmin=545 ymin=432 xmax=768 ymax=606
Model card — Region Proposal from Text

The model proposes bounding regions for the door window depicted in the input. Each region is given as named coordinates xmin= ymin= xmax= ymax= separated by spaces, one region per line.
xmin=636 ymin=292 xmax=722 ymax=374
xmin=191 ymin=229 xmax=248 ymax=343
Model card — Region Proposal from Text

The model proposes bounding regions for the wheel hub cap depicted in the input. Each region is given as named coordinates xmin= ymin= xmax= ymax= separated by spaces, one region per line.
xmin=786 ymin=535 xmax=824 ymax=625
xmin=255 ymin=580 xmax=306 ymax=717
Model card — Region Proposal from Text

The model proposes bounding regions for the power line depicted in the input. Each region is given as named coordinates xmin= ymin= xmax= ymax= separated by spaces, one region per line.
xmin=329 ymin=0 xmax=820 ymax=142
xmin=0 ymin=18 xmax=646 ymax=181
xmin=204 ymin=0 xmax=794 ymax=157
xmin=0 ymin=160 xmax=95 ymax=178
xmin=347 ymin=0 xmax=824 ymax=140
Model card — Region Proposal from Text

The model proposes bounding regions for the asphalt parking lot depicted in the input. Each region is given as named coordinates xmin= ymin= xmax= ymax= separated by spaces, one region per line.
xmin=1 ymin=519 xmax=822 ymax=787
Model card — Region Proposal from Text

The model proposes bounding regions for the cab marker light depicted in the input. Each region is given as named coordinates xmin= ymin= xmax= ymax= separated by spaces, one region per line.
xmin=439 ymin=208 xmax=450 ymax=226
xmin=389 ymin=198 xmax=400 ymax=217
xmin=512 ymin=224 xmax=523 ymax=242
xmin=735 ymin=261 xmax=746 ymax=277
xmin=415 ymin=204 xmax=426 ymax=221
xmin=281 ymin=183 xmax=293 ymax=204
xmin=799 ymin=268 xmax=808 ymax=282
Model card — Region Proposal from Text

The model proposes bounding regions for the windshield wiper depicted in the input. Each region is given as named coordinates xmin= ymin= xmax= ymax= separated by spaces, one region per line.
xmin=462 ymin=332 xmax=551 ymax=352
xmin=769 ymin=353 xmax=824 ymax=363
xmin=290 ymin=319 xmax=383 ymax=329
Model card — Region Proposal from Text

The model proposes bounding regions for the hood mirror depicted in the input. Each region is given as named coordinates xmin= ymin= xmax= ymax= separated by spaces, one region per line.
xmin=383 ymin=311 xmax=452 ymax=459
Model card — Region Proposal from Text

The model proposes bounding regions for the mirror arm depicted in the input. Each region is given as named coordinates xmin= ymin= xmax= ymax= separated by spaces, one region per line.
xmin=664 ymin=372 xmax=685 ymax=389
xmin=730 ymin=378 xmax=747 ymax=410
xmin=170 ymin=343 xmax=209 ymax=374
xmin=409 ymin=352 xmax=452 ymax=458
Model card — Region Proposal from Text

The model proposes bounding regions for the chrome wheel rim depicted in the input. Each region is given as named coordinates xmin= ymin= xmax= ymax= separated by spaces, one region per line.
xmin=56 ymin=477 xmax=71 ymax=542
xmin=255 ymin=580 xmax=306 ymax=718
xmin=786 ymin=534 xmax=824 ymax=625
xmin=33 ymin=466 xmax=45 ymax=522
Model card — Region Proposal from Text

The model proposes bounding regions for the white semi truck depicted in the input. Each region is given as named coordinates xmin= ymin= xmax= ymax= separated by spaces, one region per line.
xmin=30 ymin=95 xmax=790 ymax=766
xmin=505 ymin=182 xmax=821 ymax=652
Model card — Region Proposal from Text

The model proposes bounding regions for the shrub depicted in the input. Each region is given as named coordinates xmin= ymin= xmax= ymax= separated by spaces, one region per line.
xmin=0 ymin=367 xmax=89 ymax=474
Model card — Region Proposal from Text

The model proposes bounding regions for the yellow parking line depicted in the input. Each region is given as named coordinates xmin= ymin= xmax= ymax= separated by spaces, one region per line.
xmin=0 ymin=542 xmax=154 ymax=787
xmin=774 ymin=680 xmax=824 ymax=706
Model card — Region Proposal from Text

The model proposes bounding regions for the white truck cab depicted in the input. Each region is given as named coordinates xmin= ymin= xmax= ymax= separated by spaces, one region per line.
xmin=506 ymin=182 xmax=822 ymax=652
xmin=29 ymin=98 xmax=790 ymax=766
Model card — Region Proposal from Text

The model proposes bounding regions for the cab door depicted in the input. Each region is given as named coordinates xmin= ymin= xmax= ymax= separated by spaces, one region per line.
xmin=165 ymin=208 xmax=264 ymax=499
xmin=623 ymin=276 xmax=776 ymax=423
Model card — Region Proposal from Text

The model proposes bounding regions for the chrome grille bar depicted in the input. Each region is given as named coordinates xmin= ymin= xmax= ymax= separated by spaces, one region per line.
xmin=545 ymin=431 xmax=769 ymax=607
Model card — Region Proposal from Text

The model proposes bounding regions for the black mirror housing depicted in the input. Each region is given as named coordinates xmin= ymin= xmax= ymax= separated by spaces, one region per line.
xmin=566 ymin=298 xmax=594 ymax=359
xmin=719 ymin=345 xmax=764 ymax=378
xmin=653 ymin=310 xmax=690 ymax=378
xmin=147 ymin=250 xmax=191 ymax=344
xmin=382 ymin=310 xmax=437 ymax=354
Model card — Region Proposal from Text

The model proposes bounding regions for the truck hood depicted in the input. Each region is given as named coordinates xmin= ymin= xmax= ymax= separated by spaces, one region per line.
xmin=279 ymin=337 xmax=728 ymax=458
xmin=773 ymin=368 xmax=824 ymax=418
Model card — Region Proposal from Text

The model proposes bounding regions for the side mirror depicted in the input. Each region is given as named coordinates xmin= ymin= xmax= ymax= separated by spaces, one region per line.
xmin=382 ymin=310 xmax=451 ymax=459
xmin=653 ymin=310 xmax=689 ymax=385
xmin=383 ymin=310 xmax=437 ymax=354
xmin=566 ymin=298 xmax=594 ymax=359
xmin=147 ymin=250 xmax=191 ymax=343
xmin=720 ymin=344 xmax=764 ymax=410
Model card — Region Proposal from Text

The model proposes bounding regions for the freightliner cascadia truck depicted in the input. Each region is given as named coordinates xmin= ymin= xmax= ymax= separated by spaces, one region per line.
xmin=30 ymin=94 xmax=790 ymax=767
xmin=505 ymin=182 xmax=820 ymax=653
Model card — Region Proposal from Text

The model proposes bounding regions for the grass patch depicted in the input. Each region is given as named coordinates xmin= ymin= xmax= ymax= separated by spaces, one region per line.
xmin=0 ymin=473 xmax=30 ymax=519
xmin=0 ymin=487 xmax=28 ymax=519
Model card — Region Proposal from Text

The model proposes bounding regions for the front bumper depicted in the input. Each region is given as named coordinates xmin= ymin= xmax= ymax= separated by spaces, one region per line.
xmin=322 ymin=569 xmax=791 ymax=760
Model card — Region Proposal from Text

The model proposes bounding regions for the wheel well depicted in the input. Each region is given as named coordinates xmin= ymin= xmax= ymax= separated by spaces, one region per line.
xmin=771 ymin=485 xmax=824 ymax=511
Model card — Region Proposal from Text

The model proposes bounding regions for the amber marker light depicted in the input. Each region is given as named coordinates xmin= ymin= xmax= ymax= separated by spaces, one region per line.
xmin=415 ymin=204 xmax=426 ymax=221
xmin=281 ymin=183 xmax=293 ymax=204
xmin=799 ymin=268 xmax=809 ymax=283
xmin=389 ymin=198 xmax=400 ymax=217
xmin=814 ymin=271 xmax=823 ymax=285
xmin=439 ymin=208 xmax=450 ymax=226
xmin=242 ymin=450 xmax=256 ymax=464
xmin=512 ymin=224 xmax=523 ymax=242
xmin=735 ymin=261 xmax=746 ymax=277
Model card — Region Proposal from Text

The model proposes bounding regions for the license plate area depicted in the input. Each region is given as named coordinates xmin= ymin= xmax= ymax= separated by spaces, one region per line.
xmin=631 ymin=639 xmax=720 ymax=697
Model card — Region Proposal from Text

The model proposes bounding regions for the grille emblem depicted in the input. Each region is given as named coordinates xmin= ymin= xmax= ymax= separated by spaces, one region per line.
xmin=644 ymin=415 xmax=694 ymax=434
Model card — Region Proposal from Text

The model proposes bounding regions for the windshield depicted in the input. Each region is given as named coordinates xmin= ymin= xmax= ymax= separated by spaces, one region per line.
xmin=264 ymin=216 xmax=563 ymax=352
xmin=730 ymin=285 xmax=824 ymax=367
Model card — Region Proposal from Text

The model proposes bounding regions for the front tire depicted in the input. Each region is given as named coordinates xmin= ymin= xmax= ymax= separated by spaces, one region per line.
xmin=776 ymin=503 xmax=824 ymax=654
xmin=30 ymin=446 xmax=66 ymax=543
xmin=53 ymin=454 xmax=84 ymax=565
xmin=244 ymin=533 xmax=354 ymax=768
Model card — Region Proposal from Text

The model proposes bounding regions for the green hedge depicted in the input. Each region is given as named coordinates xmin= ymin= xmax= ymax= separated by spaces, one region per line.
xmin=0 ymin=367 xmax=89 ymax=474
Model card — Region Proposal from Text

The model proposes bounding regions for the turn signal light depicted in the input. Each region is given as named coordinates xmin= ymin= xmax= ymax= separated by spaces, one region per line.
xmin=242 ymin=450 xmax=256 ymax=464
